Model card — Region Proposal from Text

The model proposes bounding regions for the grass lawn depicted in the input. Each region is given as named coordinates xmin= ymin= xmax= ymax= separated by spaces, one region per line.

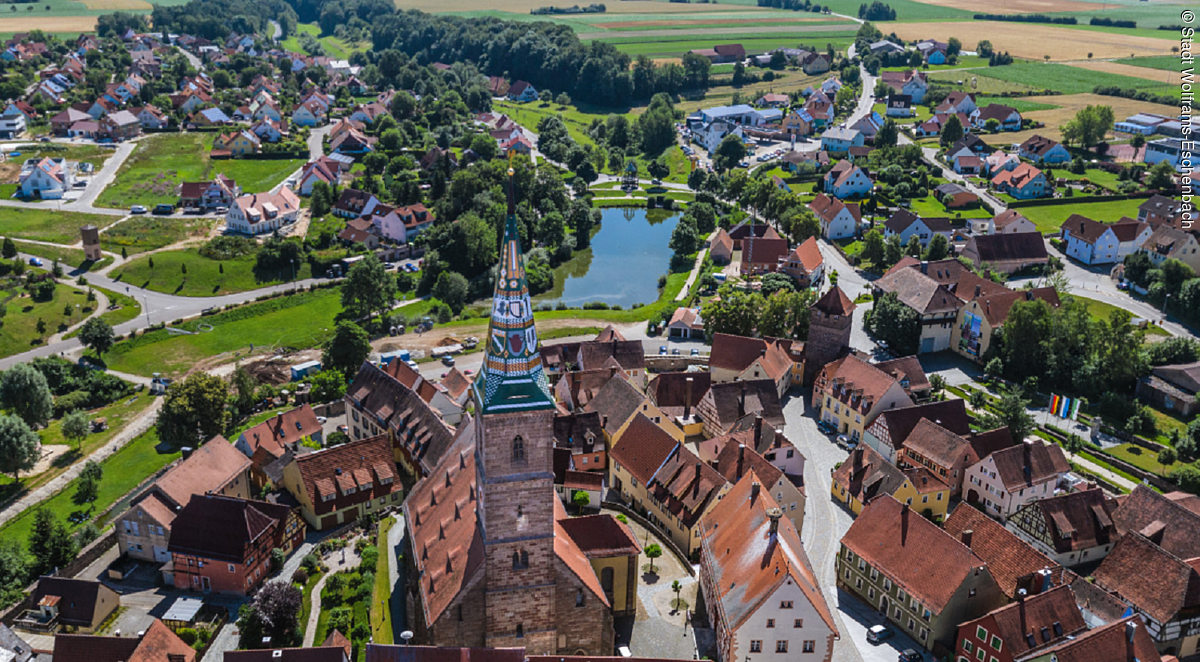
xmin=0 ymin=391 xmax=155 ymax=500
xmin=298 ymin=569 xmax=325 ymax=639
xmin=0 ymin=208 xmax=121 ymax=244
xmin=279 ymin=22 xmax=369 ymax=59
xmin=928 ymin=70 xmax=1039 ymax=96
xmin=975 ymin=96 xmax=1061 ymax=113
xmin=96 ymin=133 xmax=302 ymax=209
xmin=1114 ymin=55 xmax=1179 ymax=72
xmin=1059 ymin=167 xmax=1125 ymax=191
xmin=111 ymin=249 xmax=313 ymax=297
xmin=314 ymin=569 xmax=370 ymax=660
xmin=1016 ymin=198 xmax=1145 ymax=233
xmin=93 ymin=286 xmax=143 ymax=327
xmin=1073 ymin=295 xmax=1170 ymax=336
xmin=1105 ymin=443 xmax=1180 ymax=477
xmin=0 ymin=427 xmax=180 ymax=548
xmin=883 ymin=56 xmax=988 ymax=72
xmin=100 ymin=216 xmax=214 ymax=255
xmin=972 ymin=62 xmax=1179 ymax=98
xmin=370 ymin=517 xmax=394 ymax=645
xmin=0 ymin=282 xmax=93 ymax=359
xmin=12 ymin=240 xmax=110 ymax=272
xmin=906 ymin=195 xmax=991 ymax=219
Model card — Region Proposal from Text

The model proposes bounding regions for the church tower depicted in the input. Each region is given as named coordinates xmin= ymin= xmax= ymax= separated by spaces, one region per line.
xmin=472 ymin=170 xmax=560 ymax=654
xmin=803 ymin=285 xmax=855 ymax=383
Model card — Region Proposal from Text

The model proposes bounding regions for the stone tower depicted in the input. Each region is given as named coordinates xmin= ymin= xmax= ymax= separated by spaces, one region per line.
xmin=81 ymin=225 xmax=101 ymax=262
xmin=803 ymin=285 xmax=855 ymax=383
xmin=472 ymin=170 xmax=559 ymax=654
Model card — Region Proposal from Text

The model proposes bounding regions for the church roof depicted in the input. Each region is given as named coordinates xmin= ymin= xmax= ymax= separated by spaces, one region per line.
xmin=473 ymin=173 xmax=555 ymax=415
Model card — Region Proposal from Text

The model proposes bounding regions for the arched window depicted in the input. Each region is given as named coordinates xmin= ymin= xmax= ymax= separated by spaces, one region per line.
xmin=512 ymin=551 xmax=521 ymax=569
xmin=515 ymin=624 xmax=524 ymax=639
xmin=601 ymin=567 xmax=614 ymax=592
xmin=512 ymin=435 xmax=526 ymax=464
xmin=576 ymin=589 xmax=585 ymax=607
xmin=520 ymin=550 xmax=529 ymax=568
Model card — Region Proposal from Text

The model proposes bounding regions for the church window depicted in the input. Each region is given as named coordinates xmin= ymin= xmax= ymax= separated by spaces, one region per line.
xmin=516 ymin=624 xmax=524 ymax=639
xmin=512 ymin=436 xmax=526 ymax=464
xmin=512 ymin=549 xmax=529 ymax=569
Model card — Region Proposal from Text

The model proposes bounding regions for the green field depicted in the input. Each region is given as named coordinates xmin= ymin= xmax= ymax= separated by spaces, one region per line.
xmin=1075 ymin=295 xmax=1170 ymax=336
xmin=974 ymin=96 xmax=1061 ymax=113
xmin=0 ymin=282 xmax=92 ymax=358
xmin=1060 ymin=4 xmax=1196 ymax=30
xmin=605 ymin=33 xmax=856 ymax=57
xmin=91 ymin=286 xmax=143 ymax=328
xmin=716 ymin=0 xmax=976 ymax=20
xmin=906 ymin=195 xmax=991 ymax=219
xmin=112 ymin=248 xmax=314 ymax=297
xmin=1105 ymin=443 xmax=1180 ymax=476
xmin=96 ymin=133 xmax=303 ymax=209
xmin=973 ymin=62 xmax=1179 ymax=97
xmin=0 ymin=427 xmax=180 ymax=548
xmin=12 ymin=240 xmax=110 ymax=272
xmin=278 ymin=22 xmax=370 ymax=59
xmin=928 ymin=70 xmax=1040 ymax=96
xmin=884 ymin=55 xmax=989 ymax=72
xmin=100 ymin=216 xmax=215 ymax=255
xmin=0 ymin=208 xmax=119 ymax=245
xmin=1016 ymin=198 xmax=1145 ymax=232
xmin=1114 ymin=55 xmax=1184 ymax=71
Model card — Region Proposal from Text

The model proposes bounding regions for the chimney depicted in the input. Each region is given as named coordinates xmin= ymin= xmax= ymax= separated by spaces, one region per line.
xmin=694 ymin=462 xmax=702 ymax=497
xmin=737 ymin=444 xmax=746 ymax=479
xmin=974 ymin=284 xmax=981 ymax=298
xmin=1037 ymin=568 xmax=1053 ymax=593
xmin=684 ymin=377 xmax=694 ymax=419
xmin=751 ymin=480 xmax=761 ymax=503
xmin=961 ymin=529 xmax=974 ymax=549
xmin=754 ymin=413 xmax=764 ymax=447
xmin=767 ymin=507 xmax=782 ymax=535
xmin=602 ymin=415 xmax=608 ymax=429
xmin=920 ymin=261 xmax=928 ymax=274
xmin=900 ymin=503 xmax=910 ymax=545
xmin=180 ymin=446 xmax=193 ymax=460
xmin=1126 ymin=620 xmax=1138 ymax=661
xmin=852 ymin=447 xmax=863 ymax=473
xmin=1017 ymin=588 xmax=1028 ymax=638
xmin=738 ymin=382 xmax=748 ymax=418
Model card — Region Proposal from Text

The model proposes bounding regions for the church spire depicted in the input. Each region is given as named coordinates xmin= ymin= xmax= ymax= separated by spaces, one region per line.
xmin=473 ymin=168 xmax=554 ymax=414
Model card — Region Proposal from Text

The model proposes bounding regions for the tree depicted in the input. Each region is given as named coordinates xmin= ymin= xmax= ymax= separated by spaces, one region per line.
xmin=433 ymin=271 xmax=469 ymax=314
xmin=1 ymin=237 xmax=15 ymax=259
xmin=713 ymin=133 xmax=746 ymax=172
xmin=340 ymin=255 xmax=396 ymax=322
xmin=648 ymin=158 xmax=670 ymax=181
xmin=924 ymin=233 xmax=949 ymax=261
xmin=571 ymin=490 xmax=590 ymax=513
xmin=644 ymin=543 xmax=663 ymax=573
xmin=28 ymin=508 xmax=75 ymax=576
xmin=861 ymin=229 xmax=885 ymax=266
xmin=0 ymin=539 xmax=30 ymax=606
xmin=78 ymin=318 xmax=115 ymax=357
xmin=1147 ymin=160 xmax=1176 ymax=190
xmin=309 ymin=370 xmax=347 ymax=403
xmin=1170 ymin=464 xmax=1200 ymax=494
xmin=968 ymin=388 xmax=987 ymax=411
xmin=760 ymin=273 xmax=796 ymax=298
xmin=323 ymin=321 xmax=371 ymax=378
xmin=1060 ymin=104 xmax=1114 ymax=150
xmin=947 ymin=37 xmax=961 ymax=57
xmin=231 ymin=365 xmax=257 ymax=416
xmin=904 ymin=235 xmax=922 ymax=258
xmin=156 ymin=372 xmax=230 ymax=446
xmin=1130 ymin=133 xmax=1146 ymax=151
xmin=0 ymin=414 xmax=40 ymax=482
xmin=74 ymin=460 xmax=102 ymax=506
xmin=940 ymin=114 xmax=964 ymax=147
xmin=758 ymin=289 xmax=813 ymax=339
xmin=61 ymin=410 xmax=90 ymax=450
xmin=985 ymin=357 xmax=1004 ymax=381
xmin=237 ymin=581 xmax=303 ymax=649
xmin=669 ymin=217 xmax=700 ymax=257
xmin=703 ymin=288 xmax=762 ymax=339
xmin=0 ymin=363 xmax=53 ymax=428
xmin=1159 ymin=447 xmax=1178 ymax=474
xmin=876 ymin=118 xmax=899 ymax=148
xmin=864 ymin=291 xmax=920 ymax=355
xmin=987 ymin=387 xmax=1035 ymax=444
xmin=884 ymin=233 xmax=903 ymax=267
xmin=976 ymin=40 xmax=994 ymax=57
xmin=929 ymin=374 xmax=945 ymax=398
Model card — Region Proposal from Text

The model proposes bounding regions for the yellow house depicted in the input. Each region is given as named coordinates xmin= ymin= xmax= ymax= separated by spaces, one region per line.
xmin=831 ymin=445 xmax=950 ymax=519
xmin=813 ymin=354 xmax=916 ymax=443
xmin=587 ymin=376 xmax=683 ymax=448
xmin=609 ymin=413 xmax=729 ymax=557
xmin=216 ymin=130 xmax=260 ymax=157
xmin=558 ymin=512 xmax=641 ymax=616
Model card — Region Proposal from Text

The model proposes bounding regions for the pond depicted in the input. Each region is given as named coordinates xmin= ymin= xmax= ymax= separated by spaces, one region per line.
xmin=536 ymin=207 xmax=679 ymax=309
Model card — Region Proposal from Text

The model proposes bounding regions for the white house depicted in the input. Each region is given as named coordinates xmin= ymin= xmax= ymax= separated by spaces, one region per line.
xmin=225 ymin=188 xmax=301 ymax=235
xmin=879 ymin=69 xmax=927 ymax=103
xmin=971 ymin=104 xmax=1022 ymax=132
xmin=1137 ymin=225 xmax=1200 ymax=274
xmin=822 ymin=161 xmax=872 ymax=199
xmin=695 ymin=121 xmax=745 ymax=153
xmin=820 ymin=127 xmax=864 ymax=153
xmin=291 ymin=99 xmax=325 ymax=127
xmin=1004 ymin=488 xmax=1119 ymax=568
xmin=810 ymin=192 xmax=861 ymax=240
xmin=506 ymin=80 xmax=538 ymax=102
xmin=986 ymin=210 xmax=1038 ymax=235
xmin=1060 ymin=214 xmax=1152 ymax=266
xmin=935 ymin=91 xmax=977 ymax=116
xmin=19 ymin=157 xmax=73 ymax=199
xmin=885 ymin=94 xmax=912 ymax=118
xmin=882 ymin=210 xmax=954 ymax=248
xmin=963 ymin=441 xmax=1070 ymax=521
xmin=0 ymin=112 xmax=25 ymax=139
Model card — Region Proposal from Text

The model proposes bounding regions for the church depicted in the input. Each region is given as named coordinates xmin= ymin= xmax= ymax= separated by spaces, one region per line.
xmin=402 ymin=174 xmax=641 ymax=654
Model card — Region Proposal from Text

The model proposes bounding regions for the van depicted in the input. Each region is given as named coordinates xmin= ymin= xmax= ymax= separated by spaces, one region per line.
xmin=153 ymin=203 xmax=174 ymax=215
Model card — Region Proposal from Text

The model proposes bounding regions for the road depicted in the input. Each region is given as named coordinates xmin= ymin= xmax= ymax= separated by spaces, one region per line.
xmin=0 ymin=138 xmax=138 ymax=216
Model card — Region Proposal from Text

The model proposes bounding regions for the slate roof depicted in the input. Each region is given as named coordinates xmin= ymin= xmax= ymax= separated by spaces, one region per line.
xmin=1014 ymin=487 xmax=1119 ymax=554
xmin=166 ymin=494 xmax=291 ymax=563
xmin=701 ymin=380 xmax=785 ymax=432
xmin=874 ymin=267 xmax=961 ymax=315
xmin=841 ymin=496 xmax=989 ymax=613
xmin=870 ymin=400 xmax=971 ymax=450
xmin=584 ymin=376 xmax=648 ymax=436
xmin=1093 ymin=532 xmax=1200 ymax=624
xmin=1112 ymin=484 xmax=1200 ymax=559
xmin=966 ymin=233 xmax=1049 ymax=263
xmin=1151 ymin=362 xmax=1200 ymax=395
xmin=944 ymin=504 xmax=1073 ymax=599
xmin=988 ymin=442 xmax=1071 ymax=490
xmin=700 ymin=472 xmax=837 ymax=635
xmin=0 ymin=624 xmax=33 ymax=662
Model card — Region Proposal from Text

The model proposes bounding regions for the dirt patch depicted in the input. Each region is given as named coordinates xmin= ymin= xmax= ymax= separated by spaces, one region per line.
xmin=979 ymin=92 xmax=1177 ymax=145
xmin=28 ymin=445 xmax=70 ymax=477
xmin=1067 ymin=59 xmax=1185 ymax=85
xmin=79 ymin=0 xmax=152 ymax=9
xmin=887 ymin=21 xmax=1175 ymax=61
xmin=907 ymin=0 xmax=1098 ymax=14
xmin=0 ymin=16 xmax=99 ymax=32
xmin=599 ymin=17 xmax=836 ymax=28
xmin=373 ymin=318 xmax=632 ymax=353
xmin=246 ymin=359 xmax=293 ymax=385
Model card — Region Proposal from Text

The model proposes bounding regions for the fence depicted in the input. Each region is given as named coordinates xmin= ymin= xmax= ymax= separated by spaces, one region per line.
xmin=602 ymin=499 xmax=695 ymax=576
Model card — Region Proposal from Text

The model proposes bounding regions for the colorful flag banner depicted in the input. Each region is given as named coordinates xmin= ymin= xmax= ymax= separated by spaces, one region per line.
xmin=1049 ymin=394 xmax=1078 ymax=420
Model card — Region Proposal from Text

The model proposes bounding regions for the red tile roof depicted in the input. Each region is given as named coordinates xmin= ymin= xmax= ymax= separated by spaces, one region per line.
xmin=841 ymin=496 xmax=990 ymax=613
xmin=1094 ymin=532 xmax=1200 ymax=624
xmin=987 ymin=441 xmax=1070 ymax=491
xmin=166 ymin=494 xmax=291 ymax=563
xmin=700 ymin=472 xmax=838 ymax=634
xmin=811 ymin=285 xmax=855 ymax=316
xmin=959 ymin=585 xmax=1087 ymax=660
xmin=240 ymin=404 xmax=321 ymax=457
xmin=832 ymin=445 xmax=919 ymax=503
xmin=788 ymin=236 xmax=823 ymax=273
xmin=552 ymin=497 xmax=610 ymax=607
xmin=557 ymin=514 xmax=639 ymax=558
xmin=815 ymin=354 xmax=908 ymax=415
xmin=154 ymin=436 xmax=249 ymax=508
xmin=292 ymin=434 xmax=399 ymax=515
xmin=1034 ymin=615 xmax=1164 ymax=662
xmin=1014 ymin=487 xmax=1119 ymax=554
xmin=944 ymin=504 xmax=1073 ymax=599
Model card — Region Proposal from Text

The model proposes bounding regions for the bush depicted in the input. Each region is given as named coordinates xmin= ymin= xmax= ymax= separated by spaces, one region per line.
xmin=359 ymin=545 xmax=379 ymax=571
xmin=292 ymin=567 xmax=309 ymax=585
xmin=177 ymin=629 xmax=198 ymax=646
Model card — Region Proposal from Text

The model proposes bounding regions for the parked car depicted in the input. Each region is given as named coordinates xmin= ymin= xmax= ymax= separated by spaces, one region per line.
xmin=659 ymin=346 xmax=668 ymax=355
xmin=671 ymin=348 xmax=681 ymax=355
xmin=28 ymin=257 xmax=43 ymax=266
xmin=152 ymin=203 xmax=174 ymax=215
xmin=690 ymin=348 xmax=700 ymax=356
xmin=441 ymin=356 xmax=455 ymax=366
xmin=867 ymin=625 xmax=894 ymax=644
xmin=130 ymin=204 xmax=147 ymax=214
xmin=898 ymin=650 xmax=923 ymax=662
xmin=817 ymin=420 xmax=836 ymax=435
xmin=836 ymin=434 xmax=850 ymax=448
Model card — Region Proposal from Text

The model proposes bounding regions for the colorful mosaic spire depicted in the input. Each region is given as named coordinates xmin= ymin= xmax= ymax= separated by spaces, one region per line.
xmin=473 ymin=169 xmax=555 ymax=414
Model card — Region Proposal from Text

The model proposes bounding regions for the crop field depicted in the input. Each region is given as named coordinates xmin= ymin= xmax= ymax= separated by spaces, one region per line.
xmin=606 ymin=32 xmax=856 ymax=57
xmin=1068 ymin=59 xmax=1185 ymax=86
xmin=928 ymin=70 xmax=1041 ymax=96
xmin=886 ymin=21 xmax=1176 ymax=61
xmin=1115 ymin=55 xmax=1184 ymax=71
xmin=976 ymin=91 xmax=1179 ymax=145
xmin=97 ymin=133 xmax=302 ymax=209
xmin=974 ymin=96 xmax=1061 ymax=112
xmin=717 ymin=0 xmax=976 ymax=20
xmin=398 ymin=0 xmax=769 ymax=14
xmin=972 ymin=62 xmax=1179 ymax=96
xmin=904 ymin=0 xmax=1102 ymax=14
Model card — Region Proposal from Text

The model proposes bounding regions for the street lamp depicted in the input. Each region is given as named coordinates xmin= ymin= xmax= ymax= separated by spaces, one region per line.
xmin=400 ymin=631 xmax=413 ymax=646
xmin=1163 ymin=293 xmax=1172 ymax=323
xmin=143 ymin=294 xmax=150 ymax=328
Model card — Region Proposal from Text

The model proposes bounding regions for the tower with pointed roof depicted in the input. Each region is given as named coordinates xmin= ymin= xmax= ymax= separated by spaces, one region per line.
xmin=472 ymin=170 xmax=560 ymax=653
xmin=803 ymin=285 xmax=856 ymax=383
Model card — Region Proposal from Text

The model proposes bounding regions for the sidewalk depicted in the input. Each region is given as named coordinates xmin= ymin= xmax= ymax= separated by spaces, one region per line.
xmin=675 ymin=231 xmax=715 ymax=302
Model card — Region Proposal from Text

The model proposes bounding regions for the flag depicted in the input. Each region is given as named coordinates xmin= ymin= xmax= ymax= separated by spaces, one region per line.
xmin=1069 ymin=398 xmax=1081 ymax=421
xmin=1049 ymin=394 xmax=1060 ymax=415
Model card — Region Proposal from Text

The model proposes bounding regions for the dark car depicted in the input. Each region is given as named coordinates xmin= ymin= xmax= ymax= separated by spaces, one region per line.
xmin=152 ymin=203 xmax=175 ymax=215
xmin=898 ymin=649 xmax=923 ymax=662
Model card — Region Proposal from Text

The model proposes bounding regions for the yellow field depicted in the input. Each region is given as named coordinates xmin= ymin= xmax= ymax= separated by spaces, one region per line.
xmin=0 ymin=15 xmax=99 ymax=31
xmin=79 ymin=0 xmax=152 ymax=8
xmin=979 ymin=93 xmax=1178 ymax=146
xmin=909 ymin=0 xmax=1099 ymax=13
xmin=1068 ymin=60 xmax=1185 ymax=86
xmin=888 ymin=21 xmax=1175 ymax=61
xmin=394 ymin=0 xmax=768 ymax=11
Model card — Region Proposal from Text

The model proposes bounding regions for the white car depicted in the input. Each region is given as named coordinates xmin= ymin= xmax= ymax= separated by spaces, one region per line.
xmin=130 ymin=205 xmax=147 ymax=214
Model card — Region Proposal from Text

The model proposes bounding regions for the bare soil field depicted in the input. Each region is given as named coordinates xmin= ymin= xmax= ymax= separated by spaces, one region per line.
xmin=579 ymin=23 xmax=856 ymax=39
xmin=888 ymin=21 xmax=1175 ymax=60
xmin=908 ymin=0 xmax=1102 ymax=13
xmin=978 ymin=92 xmax=1177 ymax=145
xmin=79 ymin=0 xmax=151 ymax=8
xmin=1068 ymin=59 xmax=1184 ymax=86
xmin=0 ymin=15 xmax=98 ymax=32
xmin=598 ymin=16 xmax=837 ymax=28
xmin=395 ymin=0 xmax=762 ymax=12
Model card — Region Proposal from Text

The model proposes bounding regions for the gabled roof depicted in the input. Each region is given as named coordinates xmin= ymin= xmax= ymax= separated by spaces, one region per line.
xmin=1112 ymin=484 xmax=1200 ymax=559
xmin=647 ymin=371 xmax=711 ymax=411
xmin=832 ymin=445 xmax=919 ymax=503
xmin=292 ymin=434 xmax=398 ymax=514
xmin=841 ymin=496 xmax=989 ymax=613
xmin=1063 ymin=214 xmax=1149 ymax=245
xmin=1014 ymin=487 xmax=1119 ymax=554
xmin=811 ymin=284 xmax=855 ymax=316
xmin=54 ymin=619 xmax=195 ymax=662
xmin=964 ymin=585 xmax=1087 ymax=660
xmin=1019 ymin=133 xmax=1063 ymax=157
xmin=975 ymin=103 xmax=1019 ymax=122
xmin=817 ymin=353 xmax=907 ymax=407
xmin=1093 ymin=532 xmax=1200 ymax=624
xmin=713 ymin=437 xmax=784 ymax=488
xmin=367 ymin=646 xmax=522 ymax=662
xmin=1151 ymin=361 xmax=1200 ymax=395
xmin=440 ymin=368 xmax=471 ymax=400
xmin=701 ymin=379 xmax=785 ymax=431
xmin=224 ymin=647 xmax=347 ymax=662
xmin=944 ymin=504 xmax=1073 ymax=599
xmin=700 ymin=472 xmax=838 ymax=636
xmin=585 ymin=376 xmax=649 ymax=436
xmin=992 ymin=209 xmax=1032 ymax=229
xmin=347 ymin=362 xmax=455 ymax=474
xmin=967 ymin=233 xmax=1049 ymax=263
xmin=870 ymin=399 xmax=971 ymax=449
xmin=970 ymin=287 xmax=1061 ymax=327
xmin=1032 ymin=615 xmax=1163 ymax=662
xmin=986 ymin=441 xmax=1071 ymax=490
xmin=166 ymin=494 xmax=290 ymax=563
xmin=901 ymin=418 xmax=970 ymax=469
xmin=240 ymin=404 xmax=321 ymax=457
xmin=1139 ymin=193 xmax=1183 ymax=218
xmin=874 ymin=356 xmax=930 ymax=394
xmin=557 ymin=514 xmax=640 ymax=558
xmin=809 ymin=192 xmax=861 ymax=224
xmin=874 ymin=266 xmax=961 ymax=315
xmin=709 ymin=334 xmax=794 ymax=378
xmin=153 ymin=435 xmax=249 ymax=508
xmin=788 ymin=236 xmax=823 ymax=272
xmin=609 ymin=413 xmax=680 ymax=485
xmin=31 ymin=577 xmax=113 ymax=628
